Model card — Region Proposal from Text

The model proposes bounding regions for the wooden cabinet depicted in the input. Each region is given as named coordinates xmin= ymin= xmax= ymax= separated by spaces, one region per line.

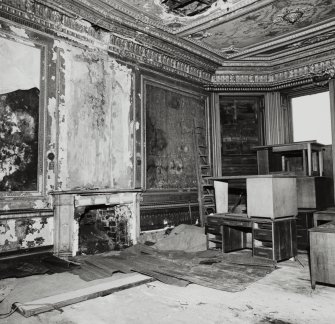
xmin=252 ymin=217 xmax=297 ymax=261
xmin=310 ymin=221 xmax=335 ymax=289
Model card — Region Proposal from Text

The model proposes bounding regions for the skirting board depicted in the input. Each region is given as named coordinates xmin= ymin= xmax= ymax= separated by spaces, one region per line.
xmin=16 ymin=273 xmax=154 ymax=317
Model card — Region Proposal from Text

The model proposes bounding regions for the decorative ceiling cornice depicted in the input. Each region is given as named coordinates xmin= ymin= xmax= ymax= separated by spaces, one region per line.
xmin=212 ymin=56 xmax=335 ymax=90
xmin=43 ymin=0 xmax=224 ymax=65
xmin=205 ymin=78 xmax=314 ymax=92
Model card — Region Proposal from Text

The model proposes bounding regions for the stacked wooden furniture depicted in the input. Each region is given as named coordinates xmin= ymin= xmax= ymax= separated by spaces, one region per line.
xmin=253 ymin=141 xmax=325 ymax=176
xmin=247 ymin=176 xmax=297 ymax=261
xmin=206 ymin=175 xmax=298 ymax=262
xmin=253 ymin=141 xmax=331 ymax=250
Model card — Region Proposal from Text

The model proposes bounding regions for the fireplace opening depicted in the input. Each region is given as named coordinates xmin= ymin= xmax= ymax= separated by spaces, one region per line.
xmin=76 ymin=205 xmax=132 ymax=255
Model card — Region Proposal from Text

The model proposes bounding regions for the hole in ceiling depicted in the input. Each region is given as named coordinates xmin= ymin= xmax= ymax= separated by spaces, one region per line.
xmin=161 ymin=0 xmax=219 ymax=17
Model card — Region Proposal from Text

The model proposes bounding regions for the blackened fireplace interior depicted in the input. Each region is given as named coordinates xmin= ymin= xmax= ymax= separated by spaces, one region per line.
xmin=76 ymin=204 xmax=132 ymax=255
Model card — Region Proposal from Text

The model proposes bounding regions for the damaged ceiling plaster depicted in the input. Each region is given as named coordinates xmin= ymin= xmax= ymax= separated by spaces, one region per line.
xmin=161 ymin=0 xmax=218 ymax=17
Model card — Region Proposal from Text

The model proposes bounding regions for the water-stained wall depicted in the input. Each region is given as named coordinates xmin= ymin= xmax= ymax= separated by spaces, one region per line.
xmin=56 ymin=44 xmax=134 ymax=190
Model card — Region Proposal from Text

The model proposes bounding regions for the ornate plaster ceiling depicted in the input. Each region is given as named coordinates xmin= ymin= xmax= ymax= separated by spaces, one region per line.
xmin=106 ymin=0 xmax=335 ymax=63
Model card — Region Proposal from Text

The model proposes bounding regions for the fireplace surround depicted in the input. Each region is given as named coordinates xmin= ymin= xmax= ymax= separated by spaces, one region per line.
xmin=52 ymin=190 xmax=141 ymax=258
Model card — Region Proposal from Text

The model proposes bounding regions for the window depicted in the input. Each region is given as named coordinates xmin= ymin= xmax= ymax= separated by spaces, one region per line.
xmin=292 ymin=92 xmax=331 ymax=145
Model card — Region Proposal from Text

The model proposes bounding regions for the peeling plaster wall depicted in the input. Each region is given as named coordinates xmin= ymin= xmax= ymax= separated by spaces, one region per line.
xmin=56 ymin=43 xmax=134 ymax=190
xmin=0 ymin=216 xmax=53 ymax=253
xmin=0 ymin=19 xmax=135 ymax=255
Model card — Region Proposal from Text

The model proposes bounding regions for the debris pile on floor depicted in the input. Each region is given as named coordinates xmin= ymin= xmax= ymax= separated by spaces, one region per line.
xmin=152 ymin=224 xmax=207 ymax=252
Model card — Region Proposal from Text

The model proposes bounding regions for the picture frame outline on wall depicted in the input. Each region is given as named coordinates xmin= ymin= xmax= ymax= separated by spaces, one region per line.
xmin=0 ymin=28 xmax=48 ymax=202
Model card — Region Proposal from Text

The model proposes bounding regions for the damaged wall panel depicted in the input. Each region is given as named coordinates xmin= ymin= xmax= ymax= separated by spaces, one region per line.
xmin=0 ymin=215 xmax=53 ymax=253
xmin=144 ymin=80 xmax=207 ymax=189
xmin=57 ymin=44 xmax=135 ymax=190
xmin=141 ymin=76 xmax=208 ymax=231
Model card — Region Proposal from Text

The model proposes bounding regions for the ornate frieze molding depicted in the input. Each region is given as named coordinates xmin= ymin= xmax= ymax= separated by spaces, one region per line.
xmin=205 ymin=79 xmax=313 ymax=92
xmin=109 ymin=33 xmax=212 ymax=81
xmin=211 ymin=57 xmax=335 ymax=90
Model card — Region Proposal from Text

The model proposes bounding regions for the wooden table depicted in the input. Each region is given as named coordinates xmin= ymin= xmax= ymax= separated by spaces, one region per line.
xmin=309 ymin=221 xmax=335 ymax=289
xmin=253 ymin=141 xmax=325 ymax=176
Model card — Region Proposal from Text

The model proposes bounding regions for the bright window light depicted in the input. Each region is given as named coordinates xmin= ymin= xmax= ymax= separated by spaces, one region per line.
xmin=292 ymin=92 xmax=331 ymax=145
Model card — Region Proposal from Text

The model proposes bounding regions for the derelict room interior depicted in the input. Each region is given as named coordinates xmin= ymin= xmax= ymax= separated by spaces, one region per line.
xmin=1 ymin=0 xmax=335 ymax=323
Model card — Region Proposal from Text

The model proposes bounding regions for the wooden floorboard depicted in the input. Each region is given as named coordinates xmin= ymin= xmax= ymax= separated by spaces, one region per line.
xmin=16 ymin=273 xmax=154 ymax=317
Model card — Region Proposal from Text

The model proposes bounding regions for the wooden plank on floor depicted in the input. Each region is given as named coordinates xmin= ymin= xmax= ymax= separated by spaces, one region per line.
xmin=16 ymin=273 xmax=154 ymax=317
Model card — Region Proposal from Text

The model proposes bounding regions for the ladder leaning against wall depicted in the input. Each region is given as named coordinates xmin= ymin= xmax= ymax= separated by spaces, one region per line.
xmin=193 ymin=119 xmax=216 ymax=227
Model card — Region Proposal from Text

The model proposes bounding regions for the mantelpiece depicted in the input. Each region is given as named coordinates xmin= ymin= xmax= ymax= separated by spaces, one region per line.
xmin=51 ymin=189 xmax=142 ymax=259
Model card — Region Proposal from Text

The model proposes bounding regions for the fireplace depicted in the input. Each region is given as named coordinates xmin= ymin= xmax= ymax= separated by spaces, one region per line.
xmin=77 ymin=205 xmax=132 ymax=255
xmin=52 ymin=190 xmax=140 ymax=258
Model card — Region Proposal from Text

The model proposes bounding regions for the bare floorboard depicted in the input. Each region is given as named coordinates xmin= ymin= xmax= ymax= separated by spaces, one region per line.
xmin=16 ymin=273 xmax=154 ymax=317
